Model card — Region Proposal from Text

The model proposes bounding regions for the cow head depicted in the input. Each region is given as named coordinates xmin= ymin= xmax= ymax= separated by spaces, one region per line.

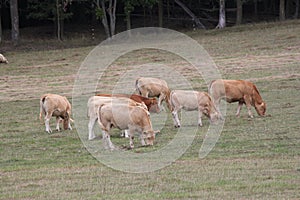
xmin=255 ymin=101 xmax=266 ymax=116
xmin=62 ymin=112 xmax=70 ymax=130
xmin=143 ymin=130 xmax=159 ymax=146
xmin=149 ymin=103 xmax=160 ymax=113
xmin=204 ymin=102 xmax=220 ymax=124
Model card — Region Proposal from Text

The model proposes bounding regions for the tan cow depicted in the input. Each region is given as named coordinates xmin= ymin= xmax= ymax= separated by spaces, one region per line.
xmin=96 ymin=93 xmax=160 ymax=113
xmin=87 ymin=96 xmax=148 ymax=140
xmin=170 ymin=90 xmax=220 ymax=127
xmin=135 ymin=77 xmax=171 ymax=111
xmin=39 ymin=94 xmax=72 ymax=133
xmin=209 ymin=79 xmax=266 ymax=118
xmin=0 ymin=53 xmax=8 ymax=64
xmin=98 ymin=103 xmax=157 ymax=149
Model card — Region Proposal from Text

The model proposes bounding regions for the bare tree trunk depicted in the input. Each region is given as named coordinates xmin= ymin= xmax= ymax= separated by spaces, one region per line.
xmin=236 ymin=0 xmax=243 ymax=25
xmin=216 ymin=0 xmax=226 ymax=29
xmin=158 ymin=0 xmax=163 ymax=27
xmin=10 ymin=0 xmax=19 ymax=45
xmin=56 ymin=0 xmax=62 ymax=41
xmin=280 ymin=0 xmax=286 ymax=21
xmin=99 ymin=0 xmax=110 ymax=38
xmin=254 ymin=0 xmax=258 ymax=20
xmin=0 ymin=9 xmax=2 ymax=44
xmin=294 ymin=0 xmax=299 ymax=18
xmin=108 ymin=0 xmax=117 ymax=37
xmin=174 ymin=0 xmax=206 ymax=29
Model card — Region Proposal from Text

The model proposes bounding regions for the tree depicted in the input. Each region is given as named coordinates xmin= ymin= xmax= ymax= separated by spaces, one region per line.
xmin=174 ymin=0 xmax=206 ymax=29
xmin=236 ymin=0 xmax=243 ymax=25
xmin=95 ymin=0 xmax=117 ymax=39
xmin=280 ymin=0 xmax=286 ymax=21
xmin=158 ymin=0 xmax=163 ymax=27
xmin=27 ymin=0 xmax=73 ymax=40
xmin=10 ymin=0 xmax=19 ymax=45
xmin=216 ymin=0 xmax=226 ymax=29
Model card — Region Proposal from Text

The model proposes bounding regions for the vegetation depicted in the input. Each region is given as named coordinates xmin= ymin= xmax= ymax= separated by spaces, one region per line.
xmin=0 ymin=20 xmax=299 ymax=199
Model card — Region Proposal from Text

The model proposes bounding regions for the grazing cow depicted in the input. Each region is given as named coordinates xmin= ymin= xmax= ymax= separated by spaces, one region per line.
xmin=170 ymin=90 xmax=220 ymax=128
xmin=98 ymin=103 xmax=157 ymax=149
xmin=87 ymin=96 xmax=148 ymax=140
xmin=39 ymin=94 xmax=72 ymax=133
xmin=0 ymin=53 xmax=8 ymax=64
xmin=96 ymin=93 xmax=160 ymax=113
xmin=135 ymin=77 xmax=171 ymax=111
xmin=209 ymin=79 xmax=266 ymax=118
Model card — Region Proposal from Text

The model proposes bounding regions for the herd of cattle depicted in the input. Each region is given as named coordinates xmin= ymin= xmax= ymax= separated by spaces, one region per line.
xmin=39 ymin=77 xmax=267 ymax=150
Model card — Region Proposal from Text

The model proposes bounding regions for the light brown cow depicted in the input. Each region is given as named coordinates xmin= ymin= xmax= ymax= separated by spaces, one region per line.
xmin=39 ymin=94 xmax=72 ymax=133
xmin=135 ymin=77 xmax=171 ymax=111
xmin=98 ymin=103 xmax=157 ymax=149
xmin=0 ymin=53 xmax=8 ymax=64
xmin=96 ymin=93 xmax=160 ymax=113
xmin=170 ymin=90 xmax=220 ymax=128
xmin=87 ymin=96 xmax=148 ymax=140
xmin=209 ymin=79 xmax=266 ymax=118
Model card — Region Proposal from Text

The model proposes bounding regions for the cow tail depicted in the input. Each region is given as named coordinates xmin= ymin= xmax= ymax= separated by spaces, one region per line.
xmin=135 ymin=78 xmax=142 ymax=95
xmin=39 ymin=95 xmax=47 ymax=121
xmin=97 ymin=104 xmax=107 ymax=131
xmin=165 ymin=89 xmax=172 ymax=111
xmin=208 ymin=80 xmax=216 ymax=95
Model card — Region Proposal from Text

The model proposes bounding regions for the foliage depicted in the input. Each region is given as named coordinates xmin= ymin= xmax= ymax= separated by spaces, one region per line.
xmin=27 ymin=0 xmax=73 ymax=22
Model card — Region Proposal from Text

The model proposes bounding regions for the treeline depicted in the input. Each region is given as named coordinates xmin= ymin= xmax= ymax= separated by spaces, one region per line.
xmin=0 ymin=0 xmax=299 ymax=45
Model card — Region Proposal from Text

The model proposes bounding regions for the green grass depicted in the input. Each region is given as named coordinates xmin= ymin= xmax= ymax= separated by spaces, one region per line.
xmin=1 ymin=20 xmax=300 ymax=199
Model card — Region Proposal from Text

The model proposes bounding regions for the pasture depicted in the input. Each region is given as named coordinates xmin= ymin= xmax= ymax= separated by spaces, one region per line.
xmin=1 ymin=20 xmax=300 ymax=199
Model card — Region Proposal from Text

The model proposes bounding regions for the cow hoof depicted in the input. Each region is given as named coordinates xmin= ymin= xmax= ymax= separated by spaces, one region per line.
xmin=174 ymin=125 xmax=180 ymax=128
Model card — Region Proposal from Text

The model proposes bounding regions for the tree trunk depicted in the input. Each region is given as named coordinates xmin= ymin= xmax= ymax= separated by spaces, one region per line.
xmin=99 ymin=0 xmax=110 ymax=38
xmin=280 ymin=0 xmax=286 ymax=21
xmin=10 ymin=0 xmax=19 ymax=45
xmin=108 ymin=0 xmax=117 ymax=37
xmin=158 ymin=0 xmax=163 ymax=27
xmin=0 ymin=9 xmax=2 ymax=43
xmin=294 ymin=0 xmax=299 ymax=18
xmin=216 ymin=0 xmax=226 ymax=29
xmin=236 ymin=0 xmax=243 ymax=25
xmin=56 ymin=0 xmax=62 ymax=41
xmin=174 ymin=0 xmax=206 ymax=29
xmin=254 ymin=0 xmax=258 ymax=20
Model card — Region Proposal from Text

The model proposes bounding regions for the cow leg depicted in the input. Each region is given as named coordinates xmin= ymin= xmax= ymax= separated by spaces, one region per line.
xmin=44 ymin=112 xmax=53 ymax=133
xmin=55 ymin=117 xmax=61 ymax=131
xmin=158 ymin=93 xmax=166 ymax=111
xmin=214 ymin=98 xmax=224 ymax=120
xmin=102 ymin=130 xmax=115 ymax=150
xmin=88 ymin=117 xmax=97 ymax=140
xmin=128 ymin=129 xmax=135 ymax=149
xmin=198 ymin=110 xmax=203 ymax=127
xmin=244 ymin=95 xmax=254 ymax=118
xmin=236 ymin=102 xmax=243 ymax=117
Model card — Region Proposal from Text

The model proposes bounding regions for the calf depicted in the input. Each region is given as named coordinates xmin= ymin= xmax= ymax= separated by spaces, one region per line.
xmin=87 ymin=96 xmax=148 ymax=140
xmin=96 ymin=93 xmax=160 ymax=113
xmin=209 ymin=79 xmax=266 ymax=118
xmin=135 ymin=77 xmax=171 ymax=111
xmin=98 ymin=103 xmax=157 ymax=150
xmin=170 ymin=90 xmax=220 ymax=128
xmin=0 ymin=53 xmax=8 ymax=64
xmin=39 ymin=94 xmax=72 ymax=133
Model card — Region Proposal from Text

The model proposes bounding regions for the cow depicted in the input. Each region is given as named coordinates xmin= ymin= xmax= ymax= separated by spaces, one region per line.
xmin=170 ymin=90 xmax=220 ymax=128
xmin=39 ymin=94 xmax=72 ymax=133
xmin=209 ymin=79 xmax=266 ymax=118
xmin=0 ymin=53 xmax=8 ymax=64
xmin=96 ymin=93 xmax=160 ymax=113
xmin=87 ymin=96 xmax=148 ymax=140
xmin=135 ymin=77 xmax=171 ymax=111
xmin=98 ymin=103 xmax=158 ymax=150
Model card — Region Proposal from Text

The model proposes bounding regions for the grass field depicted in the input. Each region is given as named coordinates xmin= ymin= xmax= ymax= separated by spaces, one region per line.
xmin=1 ymin=20 xmax=300 ymax=199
